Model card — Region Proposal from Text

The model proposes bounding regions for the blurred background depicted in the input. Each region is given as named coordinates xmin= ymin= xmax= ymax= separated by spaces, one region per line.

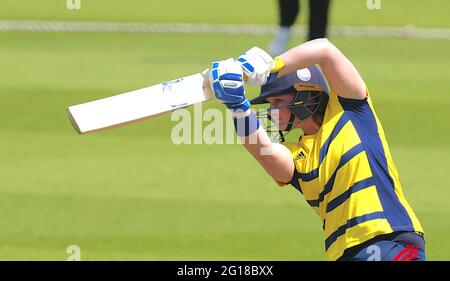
xmin=0 ymin=0 xmax=449 ymax=260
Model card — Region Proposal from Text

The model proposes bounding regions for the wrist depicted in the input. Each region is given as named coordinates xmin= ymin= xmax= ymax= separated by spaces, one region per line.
xmin=273 ymin=57 xmax=286 ymax=72
xmin=233 ymin=110 xmax=260 ymax=137
xmin=267 ymin=57 xmax=285 ymax=83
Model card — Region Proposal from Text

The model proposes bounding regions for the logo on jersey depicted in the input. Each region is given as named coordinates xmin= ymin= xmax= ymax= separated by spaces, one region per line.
xmin=295 ymin=151 xmax=307 ymax=160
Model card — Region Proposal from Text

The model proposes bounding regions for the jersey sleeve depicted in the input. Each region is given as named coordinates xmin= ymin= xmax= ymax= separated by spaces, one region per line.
xmin=322 ymin=84 xmax=370 ymax=125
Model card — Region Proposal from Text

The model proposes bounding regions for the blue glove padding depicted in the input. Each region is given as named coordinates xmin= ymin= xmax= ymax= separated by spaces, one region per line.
xmin=209 ymin=58 xmax=250 ymax=112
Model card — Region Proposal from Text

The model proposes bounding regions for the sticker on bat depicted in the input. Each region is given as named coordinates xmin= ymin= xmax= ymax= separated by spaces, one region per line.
xmin=162 ymin=78 xmax=184 ymax=94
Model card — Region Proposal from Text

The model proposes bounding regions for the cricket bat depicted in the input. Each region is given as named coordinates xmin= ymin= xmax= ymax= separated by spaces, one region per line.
xmin=67 ymin=70 xmax=212 ymax=134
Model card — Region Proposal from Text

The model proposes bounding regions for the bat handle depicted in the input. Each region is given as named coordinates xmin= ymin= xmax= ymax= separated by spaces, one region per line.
xmin=201 ymin=69 xmax=211 ymax=86
xmin=201 ymin=69 xmax=213 ymax=98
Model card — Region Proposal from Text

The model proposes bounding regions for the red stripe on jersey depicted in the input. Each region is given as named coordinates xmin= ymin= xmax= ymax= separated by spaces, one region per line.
xmin=393 ymin=246 xmax=410 ymax=261
xmin=402 ymin=246 xmax=418 ymax=261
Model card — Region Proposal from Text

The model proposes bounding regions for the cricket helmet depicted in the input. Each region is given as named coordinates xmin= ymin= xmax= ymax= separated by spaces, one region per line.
xmin=251 ymin=65 xmax=329 ymax=141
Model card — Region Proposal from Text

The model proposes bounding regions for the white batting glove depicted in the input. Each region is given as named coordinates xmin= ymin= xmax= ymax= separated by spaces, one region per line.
xmin=237 ymin=47 xmax=285 ymax=86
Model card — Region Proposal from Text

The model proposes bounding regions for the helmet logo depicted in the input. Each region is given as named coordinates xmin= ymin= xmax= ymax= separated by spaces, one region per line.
xmin=297 ymin=68 xmax=311 ymax=81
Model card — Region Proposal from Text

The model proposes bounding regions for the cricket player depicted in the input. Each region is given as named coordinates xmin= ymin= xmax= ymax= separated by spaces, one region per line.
xmin=209 ymin=38 xmax=425 ymax=261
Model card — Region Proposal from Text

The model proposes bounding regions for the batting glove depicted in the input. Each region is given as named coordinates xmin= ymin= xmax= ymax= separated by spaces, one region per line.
xmin=209 ymin=58 xmax=250 ymax=112
xmin=237 ymin=47 xmax=285 ymax=86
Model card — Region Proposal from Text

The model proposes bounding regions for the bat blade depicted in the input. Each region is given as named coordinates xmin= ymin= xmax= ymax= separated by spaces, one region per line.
xmin=67 ymin=71 xmax=212 ymax=134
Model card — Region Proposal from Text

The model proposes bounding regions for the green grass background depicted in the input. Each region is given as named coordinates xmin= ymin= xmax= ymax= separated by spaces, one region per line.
xmin=0 ymin=0 xmax=449 ymax=260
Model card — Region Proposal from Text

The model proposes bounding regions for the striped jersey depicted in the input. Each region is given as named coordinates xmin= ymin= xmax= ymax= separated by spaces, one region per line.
xmin=280 ymin=86 xmax=424 ymax=260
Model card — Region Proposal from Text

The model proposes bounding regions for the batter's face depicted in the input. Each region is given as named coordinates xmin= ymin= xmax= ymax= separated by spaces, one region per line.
xmin=266 ymin=93 xmax=300 ymax=131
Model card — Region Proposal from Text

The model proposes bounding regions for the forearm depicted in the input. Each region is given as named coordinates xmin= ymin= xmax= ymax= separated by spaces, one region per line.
xmin=235 ymin=111 xmax=294 ymax=183
xmin=277 ymin=38 xmax=331 ymax=77
xmin=239 ymin=123 xmax=275 ymax=158
xmin=276 ymin=38 xmax=366 ymax=99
